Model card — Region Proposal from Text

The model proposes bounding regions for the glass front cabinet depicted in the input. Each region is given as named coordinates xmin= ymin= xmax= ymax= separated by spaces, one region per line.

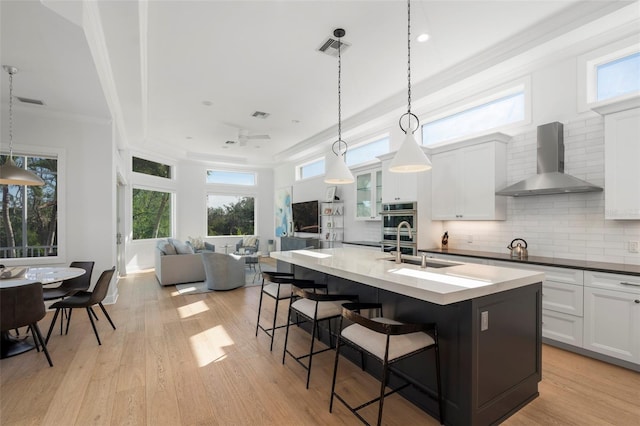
xmin=355 ymin=168 xmax=382 ymax=221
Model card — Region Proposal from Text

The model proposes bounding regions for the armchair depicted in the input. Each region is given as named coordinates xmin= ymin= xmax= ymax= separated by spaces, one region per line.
xmin=235 ymin=235 xmax=259 ymax=254
xmin=200 ymin=252 xmax=245 ymax=291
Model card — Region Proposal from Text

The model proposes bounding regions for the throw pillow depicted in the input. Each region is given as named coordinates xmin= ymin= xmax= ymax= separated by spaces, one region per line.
xmin=243 ymin=235 xmax=258 ymax=248
xmin=168 ymin=238 xmax=194 ymax=255
xmin=158 ymin=240 xmax=177 ymax=255
xmin=188 ymin=236 xmax=205 ymax=250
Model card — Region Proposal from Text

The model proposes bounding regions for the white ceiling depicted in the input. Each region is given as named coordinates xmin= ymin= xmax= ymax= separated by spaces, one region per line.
xmin=1 ymin=0 xmax=636 ymax=167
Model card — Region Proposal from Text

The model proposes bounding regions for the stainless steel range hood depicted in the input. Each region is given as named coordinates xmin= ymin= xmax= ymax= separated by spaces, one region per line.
xmin=496 ymin=122 xmax=602 ymax=197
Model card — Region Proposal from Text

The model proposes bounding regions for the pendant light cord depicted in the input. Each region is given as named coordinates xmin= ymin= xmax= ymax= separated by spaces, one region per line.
xmin=332 ymin=29 xmax=347 ymax=156
xmin=7 ymin=69 xmax=14 ymax=158
xmin=407 ymin=0 xmax=412 ymax=117
xmin=338 ymin=34 xmax=342 ymax=144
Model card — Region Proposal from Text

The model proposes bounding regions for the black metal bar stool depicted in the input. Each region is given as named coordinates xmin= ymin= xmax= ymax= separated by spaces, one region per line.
xmin=330 ymin=302 xmax=444 ymax=426
xmin=282 ymin=282 xmax=358 ymax=389
xmin=255 ymin=271 xmax=308 ymax=351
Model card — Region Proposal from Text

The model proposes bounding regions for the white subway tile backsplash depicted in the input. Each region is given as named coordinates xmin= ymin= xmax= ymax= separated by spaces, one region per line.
xmin=441 ymin=117 xmax=639 ymax=266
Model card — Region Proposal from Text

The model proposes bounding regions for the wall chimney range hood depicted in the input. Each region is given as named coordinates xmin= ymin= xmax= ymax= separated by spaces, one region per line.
xmin=496 ymin=122 xmax=602 ymax=197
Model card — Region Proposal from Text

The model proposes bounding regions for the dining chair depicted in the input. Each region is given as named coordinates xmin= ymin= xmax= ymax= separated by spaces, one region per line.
xmin=42 ymin=261 xmax=94 ymax=301
xmin=0 ymin=282 xmax=53 ymax=366
xmin=45 ymin=267 xmax=116 ymax=346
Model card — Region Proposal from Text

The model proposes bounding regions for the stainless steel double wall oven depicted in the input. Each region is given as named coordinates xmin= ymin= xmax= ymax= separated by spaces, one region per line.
xmin=381 ymin=202 xmax=417 ymax=255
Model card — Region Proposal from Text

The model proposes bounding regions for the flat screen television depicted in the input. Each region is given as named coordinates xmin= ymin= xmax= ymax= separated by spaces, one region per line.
xmin=292 ymin=200 xmax=319 ymax=233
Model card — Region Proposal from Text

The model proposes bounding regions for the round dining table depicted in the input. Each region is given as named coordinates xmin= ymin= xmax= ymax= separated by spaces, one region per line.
xmin=0 ymin=266 xmax=86 ymax=359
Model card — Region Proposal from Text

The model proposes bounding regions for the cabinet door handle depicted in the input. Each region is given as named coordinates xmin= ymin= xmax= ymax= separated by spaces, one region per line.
xmin=620 ymin=281 xmax=640 ymax=287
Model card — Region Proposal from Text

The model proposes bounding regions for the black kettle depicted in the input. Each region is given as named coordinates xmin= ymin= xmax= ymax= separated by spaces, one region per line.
xmin=508 ymin=238 xmax=528 ymax=259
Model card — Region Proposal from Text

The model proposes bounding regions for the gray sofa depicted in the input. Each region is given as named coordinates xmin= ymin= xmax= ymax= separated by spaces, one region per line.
xmin=155 ymin=238 xmax=211 ymax=286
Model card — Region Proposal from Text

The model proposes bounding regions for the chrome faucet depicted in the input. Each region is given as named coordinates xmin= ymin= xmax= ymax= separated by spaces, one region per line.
xmin=395 ymin=220 xmax=413 ymax=264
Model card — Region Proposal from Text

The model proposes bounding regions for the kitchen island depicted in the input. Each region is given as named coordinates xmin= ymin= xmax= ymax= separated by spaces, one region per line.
xmin=271 ymin=247 xmax=544 ymax=426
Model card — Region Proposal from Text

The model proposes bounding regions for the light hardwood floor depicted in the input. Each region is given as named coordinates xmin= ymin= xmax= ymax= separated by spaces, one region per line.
xmin=1 ymin=266 xmax=638 ymax=425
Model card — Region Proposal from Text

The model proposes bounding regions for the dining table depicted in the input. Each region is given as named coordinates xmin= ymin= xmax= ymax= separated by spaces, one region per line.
xmin=0 ymin=266 xmax=86 ymax=359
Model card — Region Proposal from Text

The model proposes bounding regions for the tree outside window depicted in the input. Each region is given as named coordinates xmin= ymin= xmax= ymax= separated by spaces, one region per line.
xmin=132 ymin=188 xmax=171 ymax=240
xmin=0 ymin=154 xmax=57 ymax=258
xmin=207 ymin=194 xmax=254 ymax=236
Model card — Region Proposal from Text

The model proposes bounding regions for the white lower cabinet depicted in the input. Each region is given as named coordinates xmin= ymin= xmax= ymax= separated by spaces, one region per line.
xmin=583 ymin=271 xmax=640 ymax=364
xmin=542 ymin=310 xmax=583 ymax=346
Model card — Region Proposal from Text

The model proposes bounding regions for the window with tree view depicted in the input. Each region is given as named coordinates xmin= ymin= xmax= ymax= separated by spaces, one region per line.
xmin=0 ymin=154 xmax=57 ymax=258
xmin=132 ymin=188 xmax=172 ymax=240
xmin=207 ymin=194 xmax=254 ymax=236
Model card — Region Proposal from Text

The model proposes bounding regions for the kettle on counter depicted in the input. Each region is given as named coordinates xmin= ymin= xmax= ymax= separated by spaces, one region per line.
xmin=508 ymin=238 xmax=528 ymax=259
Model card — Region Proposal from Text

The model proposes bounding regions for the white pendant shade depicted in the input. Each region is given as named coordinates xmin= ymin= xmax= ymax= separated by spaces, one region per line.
xmin=0 ymin=157 xmax=45 ymax=186
xmin=324 ymin=152 xmax=354 ymax=184
xmin=388 ymin=131 xmax=432 ymax=173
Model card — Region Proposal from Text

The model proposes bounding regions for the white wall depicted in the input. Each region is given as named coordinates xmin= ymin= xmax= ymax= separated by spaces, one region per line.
xmin=126 ymin=159 xmax=275 ymax=271
xmin=1 ymin=108 xmax=118 ymax=296
xmin=271 ymin=21 xmax=639 ymax=265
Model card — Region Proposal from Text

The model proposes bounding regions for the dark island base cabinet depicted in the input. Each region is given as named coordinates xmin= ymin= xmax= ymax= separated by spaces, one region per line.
xmin=287 ymin=265 xmax=542 ymax=426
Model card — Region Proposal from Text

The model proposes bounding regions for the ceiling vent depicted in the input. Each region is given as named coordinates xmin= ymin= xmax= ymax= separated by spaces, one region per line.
xmin=251 ymin=111 xmax=270 ymax=119
xmin=16 ymin=96 xmax=45 ymax=106
xmin=317 ymin=37 xmax=351 ymax=57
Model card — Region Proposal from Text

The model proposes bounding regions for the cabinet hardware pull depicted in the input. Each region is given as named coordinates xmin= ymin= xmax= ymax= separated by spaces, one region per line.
xmin=620 ymin=281 xmax=640 ymax=287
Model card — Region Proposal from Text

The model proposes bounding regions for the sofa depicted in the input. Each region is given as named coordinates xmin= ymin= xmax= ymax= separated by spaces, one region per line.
xmin=154 ymin=238 xmax=214 ymax=286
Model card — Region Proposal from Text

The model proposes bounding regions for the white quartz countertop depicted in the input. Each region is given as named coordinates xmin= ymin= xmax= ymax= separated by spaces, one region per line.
xmin=271 ymin=247 xmax=544 ymax=305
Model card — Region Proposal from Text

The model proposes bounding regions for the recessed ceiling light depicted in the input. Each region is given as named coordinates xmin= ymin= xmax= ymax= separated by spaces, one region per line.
xmin=417 ymin=33 xmax=430 ymax=42
xmin=186 ymin=136 xmax=193 ymax=140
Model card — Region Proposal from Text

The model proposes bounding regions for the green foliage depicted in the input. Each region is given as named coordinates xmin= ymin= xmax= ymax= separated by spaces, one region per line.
xmin=133 ymin=157 xmax=171 ymax=178
xmin=0 ymin=155 xmax=57 ymax=258
xmin=207 ymin=196 xmax=254 ymax=236
xmin=132 ymin=188 xmax=171 ymax=239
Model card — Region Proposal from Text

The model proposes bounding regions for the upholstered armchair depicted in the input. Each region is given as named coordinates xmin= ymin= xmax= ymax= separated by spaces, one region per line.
xmin=235 ymin=235 xmax=259 ymax=254
xmin=200 ymin=252 xmax=245 ymax=291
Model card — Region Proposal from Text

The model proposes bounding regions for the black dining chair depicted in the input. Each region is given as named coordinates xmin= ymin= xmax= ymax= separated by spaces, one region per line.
xmin=42 ymin=261 xmax=94 ymax=301
xmin=46 ymin=267 xmax=116 ymax=346
xmin=0 ymin=282 xmax=53 ymax=366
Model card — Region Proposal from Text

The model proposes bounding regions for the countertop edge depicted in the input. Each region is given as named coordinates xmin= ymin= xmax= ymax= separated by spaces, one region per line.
xmin=421 ymin=248 xmax=640 ymax=276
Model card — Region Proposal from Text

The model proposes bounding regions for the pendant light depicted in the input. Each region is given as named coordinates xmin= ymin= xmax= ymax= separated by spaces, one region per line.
xmin=388 ymin=0 xmax=432 ymax=173
xmin=324 ymin=28 xmax=355 ymax=185
xmin=0 ymin=66 xmax=44 ymax=186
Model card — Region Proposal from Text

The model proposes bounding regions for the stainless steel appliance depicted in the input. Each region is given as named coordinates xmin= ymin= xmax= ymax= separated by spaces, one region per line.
xmin=381 ymin=202 xmax=417 ymax=255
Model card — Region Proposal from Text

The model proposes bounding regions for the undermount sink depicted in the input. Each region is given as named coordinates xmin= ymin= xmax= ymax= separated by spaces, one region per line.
xmin=380 ymin=255 xmax=459 ymax=269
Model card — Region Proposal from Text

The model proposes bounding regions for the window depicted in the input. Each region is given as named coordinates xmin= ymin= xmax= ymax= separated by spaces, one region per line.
xmin=0 ymin=154 xmax=57 ymax=258
xmin=207 ymin=194 xmax=255 ymax=236
xmin=132 ymin=188 xmax=172 ymax=240
xmin=422 ymin=91 xmax=525 ymax=146
xmin=297 ymin=158 xmax=324 ymax=180
xmin=596 ymin=52 xmax=640 ymax=101
xmin=206 ymin=170 xmax=256 ymax=186
xmin=132 ymin=156 xmax=172 ymax=179
xmin=346 ymin=136 xmax=390 ymax=167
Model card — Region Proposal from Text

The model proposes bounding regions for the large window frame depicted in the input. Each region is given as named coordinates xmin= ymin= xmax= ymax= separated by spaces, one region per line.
xmin=205 ymin=193 xmax=256 ymax=237
xmin=0 ymin=146 xmax=65 ymax=265
xmin=421 ymin=83 xmax=528 ymax=146
xmin=131 ymin=185 xmax=174 ymax=241
xmin=345 ymin=135 xmax=390 ymax=168
xmin=296 ymin=157 xmax=325 ymax=181
xmin=579 ymin=36 xmax=640 ymax=111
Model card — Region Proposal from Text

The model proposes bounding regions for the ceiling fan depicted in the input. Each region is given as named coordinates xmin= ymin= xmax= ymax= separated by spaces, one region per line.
xmin=237 ymin=129 xmax=271 ymax=146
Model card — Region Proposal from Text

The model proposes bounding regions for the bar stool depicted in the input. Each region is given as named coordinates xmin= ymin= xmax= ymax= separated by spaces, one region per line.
xmin=282 ymin=283 xmax=358 ymax=389
xmin=255 ymin=271 xmax=304 ymax=351
xmin=330 ymin=302 xmax=443 ymax=426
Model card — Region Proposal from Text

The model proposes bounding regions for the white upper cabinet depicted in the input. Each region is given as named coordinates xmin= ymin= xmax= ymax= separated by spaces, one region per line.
xmin=354 ymin=168 xmax=382 ymax=221
xmin=430 ymin=134 xmax=509 ymax=220
xmin=593 ymin=99 xmax=640 ymax=220
xmin=378 ymin=153 xmax=419 ymax=203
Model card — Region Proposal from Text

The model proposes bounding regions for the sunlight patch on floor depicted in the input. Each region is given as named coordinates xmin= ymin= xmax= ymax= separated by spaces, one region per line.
xmin=177 ymin=300 xmax=210 ymax=318
xmin=190 ymin=325 xmax=234 ymax=367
